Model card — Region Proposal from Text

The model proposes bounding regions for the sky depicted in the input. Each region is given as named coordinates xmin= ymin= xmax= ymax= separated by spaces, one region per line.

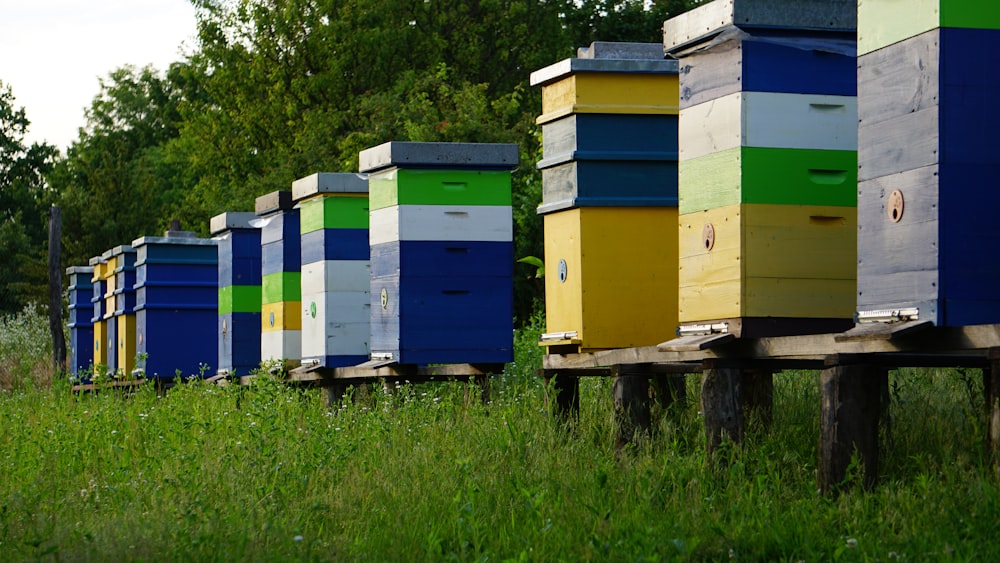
xmin=0 ymin=0 xmax=198 ymax=152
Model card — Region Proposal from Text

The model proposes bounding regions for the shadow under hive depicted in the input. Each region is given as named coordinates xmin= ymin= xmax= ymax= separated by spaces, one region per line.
xmin=133 ymin=231 xmax=218 ymax=380
xmin=360 ymin=141 xmax=518 ymax=365
xmin=212 ymin=212 xmax=262 ymax=376
xmin=856 ymin=2 xmax=1000 ymax=326
xmin=664 ymin=0 xmax=858 ymax=338
xmin=531 ymin=42 xmax=681 ymax=351
xmin=293 ymin=172 xmax=371 ymax=369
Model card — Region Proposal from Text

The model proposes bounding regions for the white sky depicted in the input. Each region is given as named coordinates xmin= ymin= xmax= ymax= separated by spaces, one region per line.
xmin=0 ymin=0 xmax=198 ymax=153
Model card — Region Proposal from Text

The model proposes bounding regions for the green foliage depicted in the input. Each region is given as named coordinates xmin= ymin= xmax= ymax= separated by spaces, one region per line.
xmin=0 ymin=82 xmax=59 ymax=313
xmin=0 ymin=304 xmax=54 ymax=390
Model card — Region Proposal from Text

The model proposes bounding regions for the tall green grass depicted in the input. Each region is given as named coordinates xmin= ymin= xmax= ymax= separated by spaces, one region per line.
xmin=1 ymin=307 xmax=999 ymax=560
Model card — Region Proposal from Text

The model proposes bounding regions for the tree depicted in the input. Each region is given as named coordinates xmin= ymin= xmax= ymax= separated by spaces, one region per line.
xmin=51 ymin=65 xmax=188 ymax=269
xmin=0 ymin=81 xmax=58 ymax=313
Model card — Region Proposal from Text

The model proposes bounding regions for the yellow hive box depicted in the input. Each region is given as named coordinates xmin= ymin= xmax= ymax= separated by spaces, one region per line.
xmin=538 ymin=73 xmax=679 ymax=124
xmin=93 ymin=321 xmax=108 ymax=368
xmin=543 ymin=207 xmax=678 ymax=351
xmin=261 ymin=301 xmax=302 ymax=332
xmin=117 ymin=314 xmax=136 ymax=376
xmin=678 ymin=203 xmax=856 ymax=324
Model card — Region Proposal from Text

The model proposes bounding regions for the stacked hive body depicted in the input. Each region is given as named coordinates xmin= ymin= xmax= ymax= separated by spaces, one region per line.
xmin=856 ymin=1 xmax=1000 ymax=326
xmin=133 ymin=231 xmax=218 ymax=380
xmin=211 ymin=212 xmax=262 ymax=375
xmin=530 ymin=42 xmax=680 ymax=351
xmin=664 ymin=0 xmax=858 ymax=337
xmin=256 ymin=191 xmax=302 ymax=367
xmin=293 ymin=173 xmax=371 ymax=368
xmin=67 ymin=266 xmax=94 ymax=377
xmin=359 ymin=142 xmax=518 ymax=365
xmin=89 ymin=255 xmax=110 ymax=371
xmin=110 ymin=245 xmax=138 ymax=376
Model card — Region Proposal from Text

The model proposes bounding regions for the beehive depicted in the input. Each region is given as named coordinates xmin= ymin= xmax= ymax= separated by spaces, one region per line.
xmin=293 ymin=173 xmax=370 ymax=368
xmin=110 ymin=245 xmax=137 ymax=376
xmin=133 ymin=231 xmax=218 ymax=380
xmin=856 ymin=8 xmax=1000 ymax=326
xmin=532 ymin=43 xmax=681 ymax=350
xmin=360 ymin=142 xmax=518 ymax=365
xmin=531 ymin=44 xmax=679 ymax=214
xmin=255 ymin=191 xmax=301 ymax=367
xmin=543 ymin=207 xmax=678 ymax=349
xmin=89 ymin=255 xmax=109 ymax=371
xmin=67 ymin=266 xmax=94 ymax=377
xmin=211 ymin=212 xmax=262 ymax=375
xmin=664 ymin=0 xmax=858 ymax=336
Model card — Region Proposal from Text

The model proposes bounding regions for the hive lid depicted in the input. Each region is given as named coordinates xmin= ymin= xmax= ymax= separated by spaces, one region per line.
xmin=254 ymin=190 xmax=294 ymax=215
xmin=210 ymin=211 xmax=258 ymax=234
xmin=358 ymin=142 xmax=520 ymax=174
xmin=88 ymin=255 xmax=105 ymax=267
xmin=291 ymin=173 xmax=369 ymax=201
xmin=577 ymin=41 xmax=665 ymax=60
xmin=663 ymin=0 xmax=857 ymax=57
xmin=530 ymin=56 xmax=678 ymax=88
xmin=66 ymin=265 xmax=94 ymax=276
xmin=131 ymin=234 xmax=218 ymax=247
xmin=111 ymin=245 xmax=136 ymax=257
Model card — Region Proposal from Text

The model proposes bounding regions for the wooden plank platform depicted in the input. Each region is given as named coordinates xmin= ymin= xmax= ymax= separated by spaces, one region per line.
xmin=281 ymin=362 xmax=505 ymax=385
xmin=543 ymin=323 xmax=1000 ymax=370
xmin=71 ymin=378 xmax=147 ymax=393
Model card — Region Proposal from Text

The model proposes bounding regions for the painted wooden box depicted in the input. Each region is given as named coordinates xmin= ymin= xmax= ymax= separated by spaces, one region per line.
xmin=678 ymin=147 xmax=856 ymax=214
xmin=678 ymin=203 xmax=856 ymax=335
xmin=211 ymin=212 xmax=262 ymax=375
xmin=542 ymin=207 xmax=679 ymax=350
xmin=67 ymin=266 xmax=94 ymax=377
xmin=856 ymin=27 xmax=1000 ymax=326
xmin=539 ymin=161 xmax=678 ymax=214
xmin=530 ymin=58 xmax=680 ymax=125
xmin=89 ymin=256 xmax=108 ymax=369
xmin=133 ymin=232 xmax=218 ymax=380
xmin=293 ymin=172 xmax=370 ymax=368
xmin=539 ymin=113 xmax=678 ymax=168
xmin=360 ymin=141 xmax=518 ymax=365
xmin=110 ymin=245 xmax=137 ymax=376
xmin=100 ymin=252 xmax=120 ymax=373
xmin=256 ymin=191 xmax=301 ymax=366
xmin=858 ymin=0 xmax=1000 ymax=56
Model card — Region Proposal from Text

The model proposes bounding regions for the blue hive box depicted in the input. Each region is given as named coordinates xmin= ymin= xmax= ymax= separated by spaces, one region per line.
xmin=133 ymin=231 xmax=219 ymax=380
xmin=67 ymin=266 xmax=94 ymax=377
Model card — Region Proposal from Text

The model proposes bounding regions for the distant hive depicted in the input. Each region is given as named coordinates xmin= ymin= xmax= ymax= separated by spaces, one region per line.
xmin=532 ymin=42 xmax=680 ymax=351
xmin=110 ymin=245 xmax=138 ymax=376
xmin=255 ymin=190 xmax=302 ymax=368
xmin=133 ymin=229 xmax=218 ymax=380
xmin=360 ymin=141 xmax=518 ymax=365
xmin=66 ymin=266 xmax=94 ymax=378
xmin=292 ymin=173 xmax=371 ymax=369
xmin=89 ymin=255 xmax=110 ymax=375
xmin=211 ymin=212 xmax=262 ymax=376
xmin=664 ymin=0 xmax=858 ymax=337
xmin=855 ymin=0 xmax=1000 ymax=326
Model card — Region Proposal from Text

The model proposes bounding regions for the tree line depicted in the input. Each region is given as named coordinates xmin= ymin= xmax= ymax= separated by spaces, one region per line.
xmin=1 ymin=0 xmax=698 ymax=324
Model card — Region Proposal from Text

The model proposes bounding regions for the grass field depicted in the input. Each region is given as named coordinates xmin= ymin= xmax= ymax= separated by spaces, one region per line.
xmin=2 ymin=306 xmax=1000 ymax=561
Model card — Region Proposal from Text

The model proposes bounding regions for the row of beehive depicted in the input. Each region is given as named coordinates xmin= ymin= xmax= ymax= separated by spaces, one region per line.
xmin=67 ymin=142 xmax=519 ymax=379
xmin=536 ymin=0 xmax=1000 ymax=351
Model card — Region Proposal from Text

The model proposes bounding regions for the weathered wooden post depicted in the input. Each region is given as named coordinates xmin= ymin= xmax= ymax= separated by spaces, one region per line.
xmin=48 ymin=206 xmax=65 ymax=374
xmin=988 ymin=350 xmax=1000 ymax=477
xmin=819 ymin=354 xmax=885 ymax=493
xmin=701 ymin=359 xmax=745 ymax=460
xmin=613 ymin=364 xmax=652 ymax=450
xmin=544 ymin=372 xmax=580 ymax=424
